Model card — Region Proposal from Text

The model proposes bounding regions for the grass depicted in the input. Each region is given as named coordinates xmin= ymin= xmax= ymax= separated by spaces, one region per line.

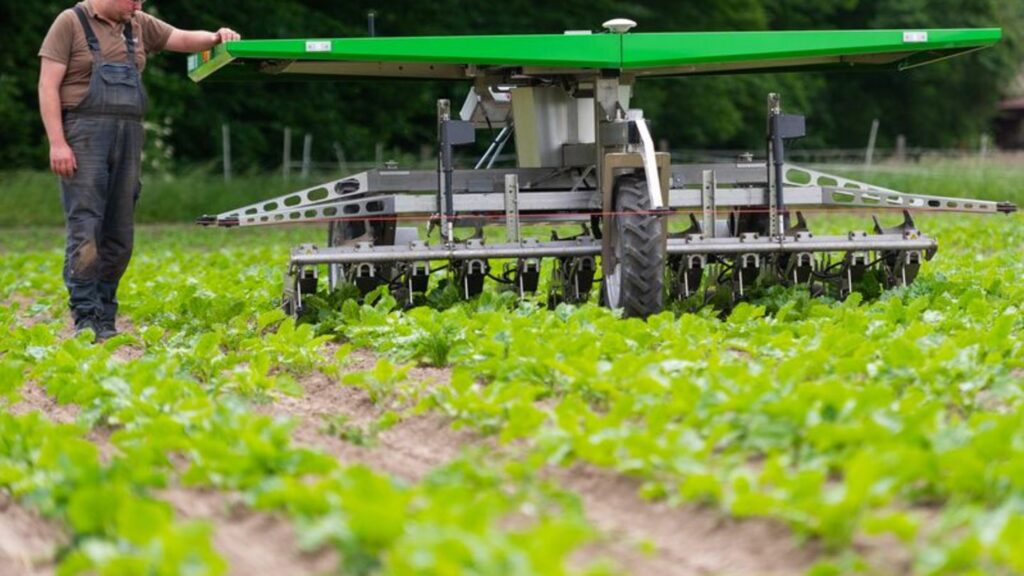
xmin=0 ymin=169 xmax=337 ymax=228
xmin=1 ymin=157 xmax=1020 ymax=229
xmin=836 ymin=156 xmax=1024 ymax=204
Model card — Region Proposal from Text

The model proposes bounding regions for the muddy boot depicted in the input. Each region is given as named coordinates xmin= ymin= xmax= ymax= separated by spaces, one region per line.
xmin=73 ymin=315 xmax=99 ymax=343
xmin=96 ymin=317 xmax=118 ymax=341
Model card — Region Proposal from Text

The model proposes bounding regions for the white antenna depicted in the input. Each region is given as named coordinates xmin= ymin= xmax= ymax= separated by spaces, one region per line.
xmin=602 ymin=18 xmax=637 ymax=34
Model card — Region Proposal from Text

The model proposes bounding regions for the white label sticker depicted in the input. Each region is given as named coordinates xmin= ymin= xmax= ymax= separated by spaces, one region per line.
xmin=903 ymin=31 xmax=928 ymax=43
xmin=305 ymin=41 xmax=332 ymax=53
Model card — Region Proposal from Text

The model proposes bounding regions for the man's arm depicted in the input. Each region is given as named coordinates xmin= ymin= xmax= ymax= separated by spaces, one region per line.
xmin=165 ymin=27 xmax=241 ymax=53
xmin=38 ymin=58 xmax=76 ymax=178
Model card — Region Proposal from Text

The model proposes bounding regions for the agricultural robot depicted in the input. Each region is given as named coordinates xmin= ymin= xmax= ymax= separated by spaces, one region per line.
xmin=191 ymin=20 xmax=1017 ymax=317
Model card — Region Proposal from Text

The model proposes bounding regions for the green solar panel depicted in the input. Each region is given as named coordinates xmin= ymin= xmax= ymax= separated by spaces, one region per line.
xmin=188 ymin=28 xmax=1001 ymax=83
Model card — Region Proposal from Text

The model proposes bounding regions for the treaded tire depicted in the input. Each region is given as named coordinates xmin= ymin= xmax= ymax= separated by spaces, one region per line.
xmin=602 ymin=174 xmax=665 ymax=318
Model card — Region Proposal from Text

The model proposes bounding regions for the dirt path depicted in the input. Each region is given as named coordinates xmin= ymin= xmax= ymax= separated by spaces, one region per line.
xmin=267 ymin=346 xmax=828 ymax=575
xmin=159 ymin=488 xmax=338 ymax=576
xmin=5 ymin=298 xmax=325 ymax=575
xmin=264 ymin=348 xmax=475 ymax=482
xmin=0 ymin=495 xmax=64 ymax=576
xmin=560 ymin=465 xmax=819 ymax=576
xmin=8 ymin=382 xmax=337 ymax=576
xmin=9 ymin=383 xmax=79 ymax=425
xmin=3 ymin=295 xmax=53 ymax=331
xmin=4 ymin=294 xmax=85 ymax=574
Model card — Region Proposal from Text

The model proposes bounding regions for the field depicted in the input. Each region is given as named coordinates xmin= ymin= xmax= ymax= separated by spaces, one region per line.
xmin=1 ymin=159 xmax=1023 ymax=575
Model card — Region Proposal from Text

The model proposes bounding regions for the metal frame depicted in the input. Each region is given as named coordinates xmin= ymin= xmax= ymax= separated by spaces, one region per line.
xmin=199 ymin=165 xmax=1009 ymax=228
xmin=190 ymin=25 xmax=1015 ymax=316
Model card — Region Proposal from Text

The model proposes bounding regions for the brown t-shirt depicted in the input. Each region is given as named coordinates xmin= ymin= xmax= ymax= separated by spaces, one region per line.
xmin=38 ymin=0 xmax=174 ymax=109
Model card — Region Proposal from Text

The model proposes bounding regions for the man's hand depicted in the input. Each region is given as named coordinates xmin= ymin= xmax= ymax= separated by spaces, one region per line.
xmin=214 ymin=28 xmax=241 ymax=45
xmin=39 ymin=58 xmax=74 ymax=177
xmin=167 ymin=28 xmax=241 ymax=53
xmin=50 ymin=141 xmax=77 ymax=178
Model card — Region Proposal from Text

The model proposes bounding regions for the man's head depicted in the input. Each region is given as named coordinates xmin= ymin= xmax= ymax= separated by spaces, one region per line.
xmin=93 ymin=0 xmax=144 ymax=24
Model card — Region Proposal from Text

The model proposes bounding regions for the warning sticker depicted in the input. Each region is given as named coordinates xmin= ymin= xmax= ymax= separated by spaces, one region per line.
xmin=305 ymin=41 xmax=332 ymax=53
xmin=903 ymin=31 xmax=928 ymax=43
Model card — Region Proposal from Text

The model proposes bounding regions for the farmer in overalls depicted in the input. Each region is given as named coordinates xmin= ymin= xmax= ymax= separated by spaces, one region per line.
xmin=38 ymin=0 xmax=239 ymax=340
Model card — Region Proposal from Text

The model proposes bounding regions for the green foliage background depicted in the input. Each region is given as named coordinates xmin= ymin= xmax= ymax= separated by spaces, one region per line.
xmin=1 ymin=0 xmax=1021 ymax=171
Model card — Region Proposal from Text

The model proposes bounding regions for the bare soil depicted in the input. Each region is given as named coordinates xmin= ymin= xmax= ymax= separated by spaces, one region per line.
xmin=3 ymin=295 xmax=53 ymax=331
xmin=264 ymin=347 xmax=834 ymax=575
xmin=159 ymin=488 xmax=337 ymax=576
xmin=264 ymin=347 xmax=474 ymax=482
xmin=559 ymin=464 xmax=820 ymax=576
xmin=0 ymin=495 xmax=64 ymax=576
xmin=9 ymin=383 xmax=79 ymax=425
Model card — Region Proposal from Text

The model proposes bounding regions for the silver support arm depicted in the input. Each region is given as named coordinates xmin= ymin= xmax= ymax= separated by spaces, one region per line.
xmin=287 ymin=233 xmax=935 ymax=266
xmin=631 ymin=116 xmax=664 ymax=209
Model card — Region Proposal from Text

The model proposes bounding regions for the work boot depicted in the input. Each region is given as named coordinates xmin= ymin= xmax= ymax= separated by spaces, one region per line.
xmin=73 ymin=315 xmax=99 ymax=342
xmin=96 ymin=318 xmax=118 ymax=341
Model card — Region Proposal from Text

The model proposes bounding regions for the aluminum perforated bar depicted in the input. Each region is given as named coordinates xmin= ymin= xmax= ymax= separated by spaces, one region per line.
xmin=206 ymin=172 xmax=370 ymax=224
xmin=819 ymin=186 xmax=1005 ymax=213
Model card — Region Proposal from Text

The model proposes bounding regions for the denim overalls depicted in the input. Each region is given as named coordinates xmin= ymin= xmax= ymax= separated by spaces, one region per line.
xmin=61 ymin=5 xmax=147 ymax=326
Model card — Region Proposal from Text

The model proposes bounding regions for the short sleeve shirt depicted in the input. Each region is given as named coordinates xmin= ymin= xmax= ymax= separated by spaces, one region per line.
xmin=38 ymin=0 xmax=174 ymax=109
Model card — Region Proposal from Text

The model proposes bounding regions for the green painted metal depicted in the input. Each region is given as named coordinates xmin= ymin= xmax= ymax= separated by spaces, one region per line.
xmin=188 ymin=28 xmax=1001 ymax=83
xmin=223 ymin=34 xmax=617 ymax=66
xmin=623 ymin=29 xmax=1000 ymax=74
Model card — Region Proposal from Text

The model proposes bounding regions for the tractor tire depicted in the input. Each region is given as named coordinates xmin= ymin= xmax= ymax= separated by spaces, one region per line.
xmin=601 ymin=174 xmax=665 ymax=318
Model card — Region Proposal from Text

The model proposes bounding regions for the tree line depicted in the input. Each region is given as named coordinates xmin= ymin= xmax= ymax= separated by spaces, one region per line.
xmin=1 ymin=0 xmax=1021 ymax=171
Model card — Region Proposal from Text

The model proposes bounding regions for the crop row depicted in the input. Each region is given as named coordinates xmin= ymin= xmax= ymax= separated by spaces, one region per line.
xmin=317 ymin=213 xmax=1024 ymax=574
xmin=0 ymin=242 xmax=611 ymax=576
xmin=2 ymin=205 xmax=1021 ymax=574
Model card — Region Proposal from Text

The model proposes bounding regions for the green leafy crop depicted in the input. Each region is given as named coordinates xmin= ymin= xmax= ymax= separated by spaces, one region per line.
xmin=2 ymin=163 xmax=1022 ymax=574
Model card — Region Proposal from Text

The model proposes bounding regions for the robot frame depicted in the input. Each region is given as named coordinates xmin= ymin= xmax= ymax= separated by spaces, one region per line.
xmin=191 ymin=19 xmax=1016 ymax=317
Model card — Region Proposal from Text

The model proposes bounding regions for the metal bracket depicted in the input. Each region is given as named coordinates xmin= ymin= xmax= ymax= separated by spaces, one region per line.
xmin=437 ymin=99 xmax=451 ymax=242
xmin=504 ymin=173 xmax=521 ymax=243
xmin=630 ymin=116 xmax=664 ymax=209
xmin=767 ymin=94 xmax=781 ymax=238
xmin=701 ymin=169 xmax=717 ymax=238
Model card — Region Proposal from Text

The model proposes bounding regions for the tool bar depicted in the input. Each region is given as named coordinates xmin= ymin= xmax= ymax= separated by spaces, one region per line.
xmin=288 ymin=234 xmax=935 ymax=265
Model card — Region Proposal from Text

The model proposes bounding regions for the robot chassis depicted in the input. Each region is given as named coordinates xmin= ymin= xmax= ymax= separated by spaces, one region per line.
xmin=200 ymin=79 xmax=1017 ymax=318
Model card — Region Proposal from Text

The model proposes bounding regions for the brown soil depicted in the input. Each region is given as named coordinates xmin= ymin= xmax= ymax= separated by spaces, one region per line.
xmin=7 ymin=377 xmax=336 ymax=576
xmin=559 ymin=465 xmax=820 ymax=576
xmin=0 ymin=495 xmax=64 ymax=576
xmin=9 ymin=383 xmax=79 ymax=425
xmin=263 ymin=347 xmax=474 ymax=482
xmin=10 ymin=384 xmax=117 ymax=462
xmin=159 ymin=488 xmax=337 ymax=576
xmin=270 ymin=347 xmax=831 ymax=575
xmin=3 ymin=295 xmax=54 ymax=330
xmin=854 ymin=533 xmax=913 ymax=576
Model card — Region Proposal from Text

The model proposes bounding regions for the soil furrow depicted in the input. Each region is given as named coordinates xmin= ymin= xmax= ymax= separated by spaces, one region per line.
xmin=159 ymin=488 xmax=338 ymax=576
xmin=265 ymin=348 xmax=473 ymax=482
xmin=559 ymin=465 xmax=819 ymax=576
xmin=275 ymin=345 xmax=826 ymax=575
xmin=0 ymin=495 xmax=64 ymax=576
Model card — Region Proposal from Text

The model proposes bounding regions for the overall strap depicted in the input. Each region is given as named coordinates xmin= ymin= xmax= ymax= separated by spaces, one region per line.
xmin=72 ymin=5 xmax=101 ymax=54
xmin=123 ymin=18 xmax=136 ymax=58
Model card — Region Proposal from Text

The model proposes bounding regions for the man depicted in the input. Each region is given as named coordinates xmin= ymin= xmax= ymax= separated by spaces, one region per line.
xmin=38 ymin=0 xmax=240 ymax=340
